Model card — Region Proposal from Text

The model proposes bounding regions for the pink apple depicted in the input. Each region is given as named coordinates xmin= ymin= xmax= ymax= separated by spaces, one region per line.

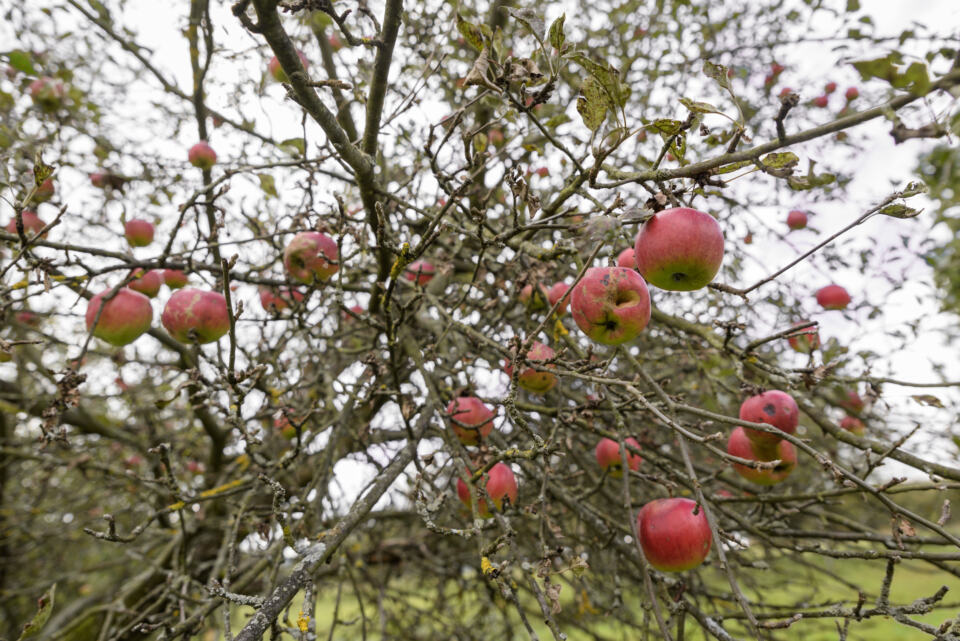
xmin=845 ymin=87 xmax=859 ymax=101
xmin=91 ymin=172 xmax=109 ymax=188
xmin=547 ymin=282 xmax=570 ymax=314
xmin=124 ymin=219 xmax=155 ymax=247
xmin=778 ymin=87 xmax=794 ymax=98
xmin=840 ymin=415 xmax=865 ymax=435
xmin=4 ymin=211 xmax=46 ymax=237
xmin=329 ymin=34 xmax=344 ymax=52
xmin=457 ymin=462 xmax=518 ymax=518
xmin=404 ymin=260 xmax=435 ymax=286
xmin=616 ymin=247 xmax=637 ymax=270
xmin=816 ymin=284 xmax=851 ymax=310
xmin=29 ymin=76 xmax=66 ymax=111
xmin=162 ymin=269 xmax=189 ymax=289
xmin=634 ymin=207 xmax=724 ymax=290
xmin=188 ymin=141 xmax=217 ymax=170
xmin=812 ymin=95 xmax=829 ymax=108
xmin=268 ymin=49 xmax=310 ymax=82
xmin=259 ymin=287 xmax=305 ymax=313
xmin=786 ymin=210 xmax=808 ymax=230
xmin=739 ymin=390 xmax=799 ymax=447
xmin=488 ymin=128 xmax=505 ymax=146
xmin=787 ymin=321 xmax=820 ymax=353
xmin=16 ymin=311 xmax=40 ymax=327
xmin=283 ymin=231 xmax=338 ymax=284
xmin=637 ymin=498 xmax=712 ymax=572
xmin=446 ymin=396 xmax=495 ymax=445
xmin=727 ymin=426 xmax=797 ymax=485
xmin=570 ymin=267 xmax=651 ymax=345
xmin=34 ymin=178 xmax=54 ymax=203
xmin=825 ymin=81 xmax=837 ymax=94
xmin=127 ymin=269 xmax=162 ymax=298
xmin=595 ymin=437 xmax=642 ymax=478
xmin=161 ymin=288 xmax=230 ymax=344
xmin=85 ymin=288 xmax=153 ymax=346
xmin=504 ymin=341 xmax=558 ymax=394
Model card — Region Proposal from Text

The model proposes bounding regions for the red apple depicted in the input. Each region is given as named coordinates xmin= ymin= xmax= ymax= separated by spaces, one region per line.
xmin=457 ymin=462 xmax=518 ymax=518
xmin=787 ymin=321 xmax=820 ymax=353
xmin=128 ymin=269 xmax=162 ymax=298
xmin=162 ymin=269 xmax=189 ymax=289
xmin=816 ymin=284 xmax=851 ymax=310
xmin=188 ymin=141 xmax=217 ymax=170
xmin=161 ymin=288 xmax=230 ymax=344
xmin=4 ymin=211 xmax=46 ymax=237
xmin=595 ymin=437 xmax=642 ymax=478
xmin=85 ymin=288 xmax=153 ymax=346
xmin=268 ymin=49 xmax=310 ymax=82
xmin=845 ymin=87 xmax=859 ymax=101
xmin=636 ymin=130 xmax=648 ymax=143
xmin=570 ymin=267 xmax=651 ymax=345
xmin=124 ymin=219 xmax=155 ymax=247
xmin=727 ymin=426 xmax=797 ymax=485
xmin=770 ymin=62 xmax=785 ymax=76
xmin=812 ymin=95 xmax=828 ymax=108
xmin=637 ymin=498 xmax=712 ymax=572
xmin=91 ymin=172 xmax=109 ymax=189
xmin=29 ymin=76 xmax=66 ymax=111
xmin=34 ymin=178 xmax=54 ymax=203
xmin=534 ymin=167 xmax=549 ymax=178
xmin=404 ymin=260 xmax=435 ymax=286
xmin=786 ymin=210 xmax=808 ymax=230
xmin=617 ymin=247 xmax=637 ymax=270
xmin=839 ymin=390 xmax=865 ymax=414
xmin=825 ymin=81 xmax=837 ymax=94
xmin=778 ymin=87 xmax=794 ymax=98
xmin=739 ymin=390 xmax=799 ymax=447
xmin=446 ymin=396 xmax=495 ymax=445
xmin=547 ymin=282 xmax=570 ymax=314
xmin=744 ymin=232 xmax=752 ymax=244
xmin=283 ymin=231 xmax=338 ymax=284
xmin=259 ymin=287 xmax=305 ymax=313
xmin=16 ymin=311 xmax=40 ymax=327
xmin=504 ymin=341 xmax=557 ymax=394
xmin=519 ymin=283 xmax=550 ymax=310
xmin=840 ymin=415 xmax=865 ymax=435
xmin=634 ymin=207 xmax=724 ymax=291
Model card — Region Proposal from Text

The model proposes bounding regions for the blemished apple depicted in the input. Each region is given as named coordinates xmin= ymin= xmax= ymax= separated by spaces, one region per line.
xmin=504 ymin=341 xmax=558 ymax=394
xmin=727 ymin=426 xmax=797 ymax=485
xmin=29 ymin=76 xmax=66 ymax=111
xmin=446 ymin=396 xmax=495 ymax=445
xmin=124 ymin=219 xmax=155 ymax=247
xmin=594 ymin=437 xmax=642 ymax=478
xmin=128 ymin=269 xmax=162 ymax=298
xmin=162 ymin=269 xmax=189 ymax=289
xmin=616 ymin=247 xmax=637 ymax=270
xmin=85 ymin=288 xmax=154 ymax=346
xmin=786 ymin=210 xmax=808 ymax=230
xmin=259 ymin=287 xmax=305 ymax=313
xmin=637 ymin=497 xmax=712 ymax=572
xmin=739 ymin=390 xmax=799 ymax=448
xmin=4 ymin=211 xmax=46 ymax=237
xmin=787 ymin=321 xmax=820 ymax=353
xmin=188 ymin=142 xmax=217 ymax=170
xmin=457 ymin=462 xmax=518 ymax=518
xmin=547 ymin=282 xmax=571 ymax=314
xmin=816 ymin=284 xmax=851 ymax=310
xmin=34 ymin=178 xmax=54 ymax=203
xmin=570 ymin=267 xmax=651 ymax=345
xmin=283 ymin=231 xmax=339 ymax=284
xmin=161 ymin=288 xmax=230 ymax=344
xmin=634 ymin=207 xmax=724 ymax=291
xmin=840 ymin=415 xmax=866 ymax=435
xmin=268 ymin=49 xmax=310 ymax=83
xmin=404 ymin=260 xmax=435 ymax=285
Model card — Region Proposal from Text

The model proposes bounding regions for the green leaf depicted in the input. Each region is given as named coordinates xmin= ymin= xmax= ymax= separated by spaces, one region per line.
xmin=508 ymin=8 xmax=545 ymax=41
xmin=702 ymin=60 xmax=730 ymax=91
xmin=279 ymin=137 xmax=305 ymax=157
xmin=679 ymin=98 xmax=723 ymax=116
xmin=897 ymin=62 xmax=931 ymax=96
xmin=548 ymin=14 xmax=565 ymax=51
xmin=568 ymin=53 xmax=628 ymax=108
xmin=647 ymin=119 xmax=683 ymax=136
xmin=17 ymin=584 xmax=55 ymax=641
xmin=257 ymin=174 xmax=278 ymax=199
xmin=879 ymin=203 xmax=921 ymax=219
xmin=760 ymin=152 xmax=799 ymax=169
xmin=456 ymin=15 xmax=484 ymax=51
xmin=6 ymin=50 xmax=36 ymax=75
xmin=576 ymin=76 xmax=609 ymax=131
xmin=852 ymin=54 xmax=899 ymax=82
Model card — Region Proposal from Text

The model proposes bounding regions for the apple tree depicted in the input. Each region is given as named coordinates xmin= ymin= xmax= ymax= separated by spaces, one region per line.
xmin=2 ymin=1 xmax=960 ymax=640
